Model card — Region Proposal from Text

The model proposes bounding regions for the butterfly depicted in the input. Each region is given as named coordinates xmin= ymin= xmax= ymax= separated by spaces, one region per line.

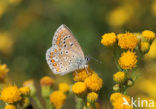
xmin=46 ymin=24 xmax=89 ymax=75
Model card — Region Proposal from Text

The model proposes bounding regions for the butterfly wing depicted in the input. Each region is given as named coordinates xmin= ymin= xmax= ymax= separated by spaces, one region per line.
xmin=46 ymin=24 xmax=86 ymax=75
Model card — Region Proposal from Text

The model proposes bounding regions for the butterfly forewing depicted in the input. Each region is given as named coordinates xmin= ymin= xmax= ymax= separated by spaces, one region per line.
xmin=46 ymin=24 xmax=85 ymax=75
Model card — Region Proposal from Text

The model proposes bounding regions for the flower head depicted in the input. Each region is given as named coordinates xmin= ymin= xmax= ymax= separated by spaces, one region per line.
xmin=0 ymin=64 xmax=9 ymax=82
xmin=40 ymin=76 xmax=55 ymax=86
xmin=101 ymin=33 xmax=117 ymax=46
xmin=23 ymin=80 xmax=36 ymax=96
xmin=50 ymin=90 xmax=66 ymax=109
xmin=84 ymin=73 xmax=103 ymax=91
xmin=0 ymin=85 xmax=22 ymax=103
xmin=142 ymin=30 xmax=155 ymax=40
xmin=19 ymin=97 xmax=30 ymax=108
xmin=118 ymin=51 xmax=137 ymax=69
xmin=4 ymin=105 xmax=16 ymax=109
xmin=110 ymin=93 xmax=123 ymax=105
xmin=140 ymin=42 xmax=150 ymax=53
xmin=113 ymin=72 xmax=126 ymax=83
xmin=19 ymin=87 xmax=30 ymax=96
xmin=72 ymin=82 xmax=87 ymax=95
xmin=87 ymin=92 xmax=98 ymax=103
xmin=73 ymin=67 xmax=92 ymax=81
xmin=59 ymin=82 xmax=70 ymax=93
xmin=118 ymin=33 xmax=138 ymax=49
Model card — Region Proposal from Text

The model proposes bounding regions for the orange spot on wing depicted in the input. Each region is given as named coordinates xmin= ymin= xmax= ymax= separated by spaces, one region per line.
xmin=51 ymin=59 xmax=55 ymax=63
xmin=56 ymin=30 xmax=66 ymax=45
xmin=53 ymin=63 xmax=57 ymax=66
xmin=54 ymin=49 xmax=57 ymax=52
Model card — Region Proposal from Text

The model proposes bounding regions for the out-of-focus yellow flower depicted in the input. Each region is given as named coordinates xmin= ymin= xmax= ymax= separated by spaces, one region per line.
xmin=118 ymin=33 xmax=138 ymax=49
xmin=73 ymin=67 xmax=92 ymax=81
xmin=4 ymin=104 xmax=16 ymax=109
xmin=84 ymin=73 xmax=103 ymax=91
xmin=140 ymin=42 xmax=150 ymax=53
xmin=0 ymin=1 xmax=8 ymax=18
xmin=0 ymin=64 xmax=9 ymax=82
xmin=8 ymin=0 xmax=22 ymax=5
xmin=118 ymin=51 xmax=137 ymax=69
xmin=72 ymin=82 xmax=87 ymax=95
xmin=87 ymin=92 xmax=98 ymax=103
xmin=0 ymin=33 xmax=14 ymax=54
xmin=59 ymin=82 xmax=70 ymax=93
xmin=142 ymin=30 xmax=155 ymax=40
xmin=113 ymin=72 xmax=126 ymax=83
xmin=101 ymin=33 xmax=117 ymax=46
xmin=110 ymin=93 xmax=123 ymax=105
xmin=110 ymin=93 xmax=132 ymax=109
xmin=152 ymin=0 xmax=156 ymax=16
xmin=40 ymin=76 xmax=55 ymax=86
xmin=19 ymin=87 xmax=30 ymax=96
xmin=23 ymin=80 xmax=36 ymax=96
xmin=19 ymin=97 xmax=30 ymax=108
xmin=50 ymin=90 xmax=66 ymax=109
xmin=108 ymin=6 xmax=133 ymax=27
xmin=145 ymin=39 xmax=156 ymax=59
xmin=0 ymin=85 xmax=22 ymax=103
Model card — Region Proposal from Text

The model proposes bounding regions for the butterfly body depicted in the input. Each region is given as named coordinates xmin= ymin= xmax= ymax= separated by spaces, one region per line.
xmin=46 ymin=24 xmax=88 ymax=75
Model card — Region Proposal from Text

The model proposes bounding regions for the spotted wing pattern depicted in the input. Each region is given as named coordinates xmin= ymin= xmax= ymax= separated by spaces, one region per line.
xmin=46 ymin=24 xmax=85 ymax=75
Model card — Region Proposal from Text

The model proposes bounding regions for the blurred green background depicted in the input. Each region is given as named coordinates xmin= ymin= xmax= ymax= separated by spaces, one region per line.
xmin=0 ymin=0 xmax=156 ymax=108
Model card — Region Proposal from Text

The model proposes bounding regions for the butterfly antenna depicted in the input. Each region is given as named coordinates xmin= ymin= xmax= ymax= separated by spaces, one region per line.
xmin=89 ymin=56 xmax=102 ymax=64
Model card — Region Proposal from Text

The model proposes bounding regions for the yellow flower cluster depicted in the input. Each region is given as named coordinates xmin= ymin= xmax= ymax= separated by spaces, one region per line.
xmin=101 ymin=33 xmax=117 ymax=46
xmin=84 ymin=73 xmax=103 ymax=91
xmin=0 ymin=64 xmax=9 ymax=82
xmin=19 ymin=86 xmax=30 ymax=96
xmin=59 ymin=82 xmax=70 ymax=93
xmin=142 ymin=30 xmax=155 ymax=40
xmin=72 ymin=67 xmax=102 ymax=108
xmin=0 ymin=84 xmax=31 ymax=109
xmin=23 ymin=80 xmax=36 ymax=96
xmin=0 ymin=85 xmax=22 ymax=103
xmin=73 ymin=67 xmax=93 ymax=81
xmin=118 ymin=51 xmax=137 ymax=70
xmin=50 ymin=90 xmax=66 ymax=109
xmin=4 ymin=104 xmax=16 ymax=109
xmin=113 ymin=72 xmax=126 ymax=83
xmin=87 ymin=92 xmax=98 ymax=103
xmin=118 ymin=33 xmax=138 ymax=49
xmin=72 ymin=82 xmax=87 ymax=95
xmin=40 ymin=76 xmax=55 ymax=86
xmin=110 ymin=93 xmax=132 ymax=109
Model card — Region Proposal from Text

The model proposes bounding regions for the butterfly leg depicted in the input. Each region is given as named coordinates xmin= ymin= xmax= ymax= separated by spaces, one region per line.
xmin=85 ymin=66 xmax=89 ymax=75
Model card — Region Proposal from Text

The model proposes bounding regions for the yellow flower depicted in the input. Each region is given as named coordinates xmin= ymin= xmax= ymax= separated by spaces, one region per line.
xmin=72 ymin=82 xmax=87 ymax=95
xmin=110 ymin=93 xmax=132 ymax=109
xmin=110 ymin=93 xmax=123 ymax=105
xmin=113 ymin=72 xmax=126 ymax=83
xmin=19 ymin=87 xmax=30 ymax=96
xmin=4 ymin=105 xmax=16 ymax=109
xmin=59 ymin=82 xmax=70 ymax=93
xmin=142 ymin=30 xmax=155 ymax=40
xmin=118 ymin=51 xmax=137 ymax=69
xmin=118 ymin=33 xmax=138 ymax=49
xmin=50 ymin=90 xmax=66 ymax=109
xmin=8 ymin=0 xmax=22 ymax=5
xmin=23 ymin=80 xmax=36 ymax=96
xmin=40 ymin=76 xmax=55 ymax=86
xmin=140 ymin=42 xmax=150 ymax=52
xmin=87 ymin=92 xmax=98 ymax=103
xmin=0 ymin=64 xmax=9 ymax=82
xmin=113 ymin=95 xmax=132 ymax=109
xmin=0 ymin=85 xmax=22 ymax=103
xmin=84 ymin=73 xmax=103 ymax=91
xmin=73 ymin=67 xmax=93 ymax=81
xmin=0 ymin=33 xmax=14 ymax=54
xmin=101 ymin=33 xmax=117 ymax=46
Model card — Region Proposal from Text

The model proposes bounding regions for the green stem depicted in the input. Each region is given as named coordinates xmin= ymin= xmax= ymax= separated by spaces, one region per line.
xmin=32 ymin=96 xmax=44 ymax=109
xmin=76 ymin=97 xmax=83 ymax=109
xmin=45 ymin=98 xmax=53 ymax=109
